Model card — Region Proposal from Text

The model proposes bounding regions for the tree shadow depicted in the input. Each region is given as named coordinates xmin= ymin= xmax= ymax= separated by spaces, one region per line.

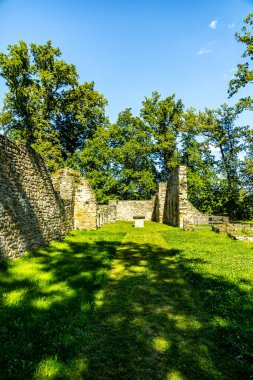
xmin=0 ymin=231 xmax=252 ymax=379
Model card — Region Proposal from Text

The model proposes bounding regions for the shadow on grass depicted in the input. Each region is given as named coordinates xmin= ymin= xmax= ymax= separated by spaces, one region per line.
xmin=0 ymin=231 xmax=252 ymax=379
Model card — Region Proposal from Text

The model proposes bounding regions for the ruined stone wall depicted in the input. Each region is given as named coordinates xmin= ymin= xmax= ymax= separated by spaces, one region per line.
xmin=74 ymin=179 xmax=97 ymax=230
xmin=155 ymin=182 xmax=167 ymax=223
xmin=0 ymin=136 xmax=71 ymax=259
xmin=164 ymin=165 xmax=204 ymax=227
xmin=108 ymin=199 xmax=155 ymax=222
xmin=52 ymin=168 xmax=97 ymax=230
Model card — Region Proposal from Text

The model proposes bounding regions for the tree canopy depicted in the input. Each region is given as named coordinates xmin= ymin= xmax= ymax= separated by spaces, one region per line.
xmin=0 ymin=41 xmax=107 ymax=171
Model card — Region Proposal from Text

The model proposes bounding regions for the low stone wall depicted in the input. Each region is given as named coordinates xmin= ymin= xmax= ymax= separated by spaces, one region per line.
xmin=108 ymin=199 xmax=155 ymax=222
xmin=212 ymin=223 xmax=253 ymax=242
xmin=0 ymin=136 xmax=70 ymax=259
xmin=212 ymin=223 xmax=253 ymax=235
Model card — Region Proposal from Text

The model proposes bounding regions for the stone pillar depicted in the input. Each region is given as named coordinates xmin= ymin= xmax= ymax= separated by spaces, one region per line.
xmin=108 ymin=201 xmax=117 ymax=223
xmin=178 ymin=165 xmax=188 ymax=228
xmin=156 ymin=182 xmax=167 ymax=223
xmin=74 ymin=179 xmax=97 ymax=230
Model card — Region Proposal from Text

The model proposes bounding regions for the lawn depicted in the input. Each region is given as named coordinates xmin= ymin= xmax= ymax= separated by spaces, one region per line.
xmin=0 ymin=222 xmax=252 ymax=379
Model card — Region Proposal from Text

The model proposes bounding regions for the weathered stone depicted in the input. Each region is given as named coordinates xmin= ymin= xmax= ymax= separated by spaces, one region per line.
xmin=212 ymin=223 xmax=253 ymax=242
xmin=164 ymin=166 xmax=204 ymax=227
xmin=96 ymin=166 xmax=205 ymax=228
xmin=0 ymin=136 xmax=71 ymax=259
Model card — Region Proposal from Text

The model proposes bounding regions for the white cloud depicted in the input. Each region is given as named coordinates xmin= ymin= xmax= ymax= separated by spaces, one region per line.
xmin=197 ymin=40 xmax=216 ymax=56
xmin=197 ymin=48 xmax=212 ymax=55
xmin=209 ymin=20 xmax=218 ymax=29
xmin=228 ymin=22 xmax=236 ymax=29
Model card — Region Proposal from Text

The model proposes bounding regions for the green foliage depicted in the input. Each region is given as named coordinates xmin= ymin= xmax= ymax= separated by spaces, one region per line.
xmin=199 ymin=104 xmax=249 ymax=218
xmin=140 ymin=91 xmax=183 ymax=179
xmin=81 ymin=109 xmax=157 ymax=202
xmin=0 ymin=222 xmax=252 ymax=379
xmin=80 ymin=124 xmax=118 ymax=203
xmin=0 ymin=41 xmax=107 ymax=171
xmin=180 ymin=109 xmax=220 ymax=213
xmin=110 ymin=109 xmax=157 ymax=200
xmin=229 ymin=13 xmax=253 ymax=104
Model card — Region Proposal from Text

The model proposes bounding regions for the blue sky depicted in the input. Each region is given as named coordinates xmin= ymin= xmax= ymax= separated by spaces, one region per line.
xmin=0 ymin=0 xmax=252 ymax=124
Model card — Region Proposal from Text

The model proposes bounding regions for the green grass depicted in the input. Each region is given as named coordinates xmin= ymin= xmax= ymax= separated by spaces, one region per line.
xmin=0 ymin=222 xmax=252 ymax=379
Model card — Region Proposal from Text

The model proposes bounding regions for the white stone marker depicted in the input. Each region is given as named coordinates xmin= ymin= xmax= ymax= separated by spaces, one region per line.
xmin=133 ymin=216 xmax=145 ymax=228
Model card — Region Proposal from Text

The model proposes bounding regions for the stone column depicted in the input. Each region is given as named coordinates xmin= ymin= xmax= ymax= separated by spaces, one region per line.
xmin=156 ymin=182 xmax=167 ymax=223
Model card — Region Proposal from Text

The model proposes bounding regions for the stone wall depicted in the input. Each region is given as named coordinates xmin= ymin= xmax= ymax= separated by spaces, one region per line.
xmin=108 ymin=199 xmax=155 ymax=222
xmin=51 ymin=168 xmax=97 ymax=231
xmin=155 ymin=182 xmax=167 ymax=223
xmin=0 ymin=136 xmax=70 ymax=259
xmin=74 ymin=179 xmax=97 ymax=230
xmin=164 ymin=166 xmax=204 ymax=227
xmin=212 ymin=223 xmax=253 ymax=242
xmin=97 ymin=166 xmax=204 ymax=227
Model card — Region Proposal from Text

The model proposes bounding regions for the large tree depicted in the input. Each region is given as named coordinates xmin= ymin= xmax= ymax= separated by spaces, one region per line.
xmin=180 ymin=109 xmax=220 ymax=214
xmin=81 ymin=109 xmax=157 ymax=203
xmin=110 ymin=109 xmax=157 ymax=200
xmin=0 ymin=41 xmax=107 ymax=171
xmin=200 ymin=104 xmax=249 ymax=218
xmin=140 ymin=92 xmax=184 ymax=180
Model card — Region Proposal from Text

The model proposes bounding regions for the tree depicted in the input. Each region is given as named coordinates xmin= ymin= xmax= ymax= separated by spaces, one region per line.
xmin=0 ymin=41 xmax=107 ymax=171
xmin=80 ymin=123 xmax=117 ymax=204
xmin=200 ymin=104 xmax=249 ymax=218
xmin=110 ymin=109 xmax=157 ymax=200
xmin=81 ymin=109 xmax=157 ymax=203
xmin=180 ymin=109 xmax=220 ymax=214
xmin=228 ymin=13 xmax=253 ymax=110
xmin=55 ymin=81 xmax=107 ymax=169
xmin=140 ymin=92 xmax=184 ymax=180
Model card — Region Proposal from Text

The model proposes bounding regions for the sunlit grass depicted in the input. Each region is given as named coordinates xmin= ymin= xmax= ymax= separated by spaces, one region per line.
xmin=0 ymin=221 xmax=252 ymax=379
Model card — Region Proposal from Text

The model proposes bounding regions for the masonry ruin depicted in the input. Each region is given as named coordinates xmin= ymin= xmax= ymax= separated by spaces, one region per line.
xmin=0 ymin=135 xmax=203 ymax=258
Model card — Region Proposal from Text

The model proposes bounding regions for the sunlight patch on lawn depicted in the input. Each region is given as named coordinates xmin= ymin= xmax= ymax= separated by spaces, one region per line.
xmin=166 ymin=369 xmax=186 ymax=380
xmin=132 ymin=316 xmax=146 ymax=326
xmin=32 ymin=295 xmax=64 ymax=310
xmin=33 ymin=357 xmax=64 ymax=379
xmin=153 ymin=336 xmax=171 ymax=352
xmin=163 ymin=278 xmax=187 ymax=285
xmin=33 ymin=356 xmax=88 ymax=380
xmin=32 ymin=282 xmax=75 ymax=310
xmin=9 ymin=261 xmax=54 ymax=282
xmin=210 ymin=315 xmax=229 ymax=327
xmin=107 ymin=313 xmax=125 ymax=326
xmin=129 ymin=265 xmax=147 ymax=273
xmin=95 ymin=289 xmax=106 ymax=307
xmin=108 ymin=259 xmax=125 ymax=280
xmin=3 ymin=289 xmax=27 ymax=306
xmin=170 ymin=314 xmax=203 ymax=330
